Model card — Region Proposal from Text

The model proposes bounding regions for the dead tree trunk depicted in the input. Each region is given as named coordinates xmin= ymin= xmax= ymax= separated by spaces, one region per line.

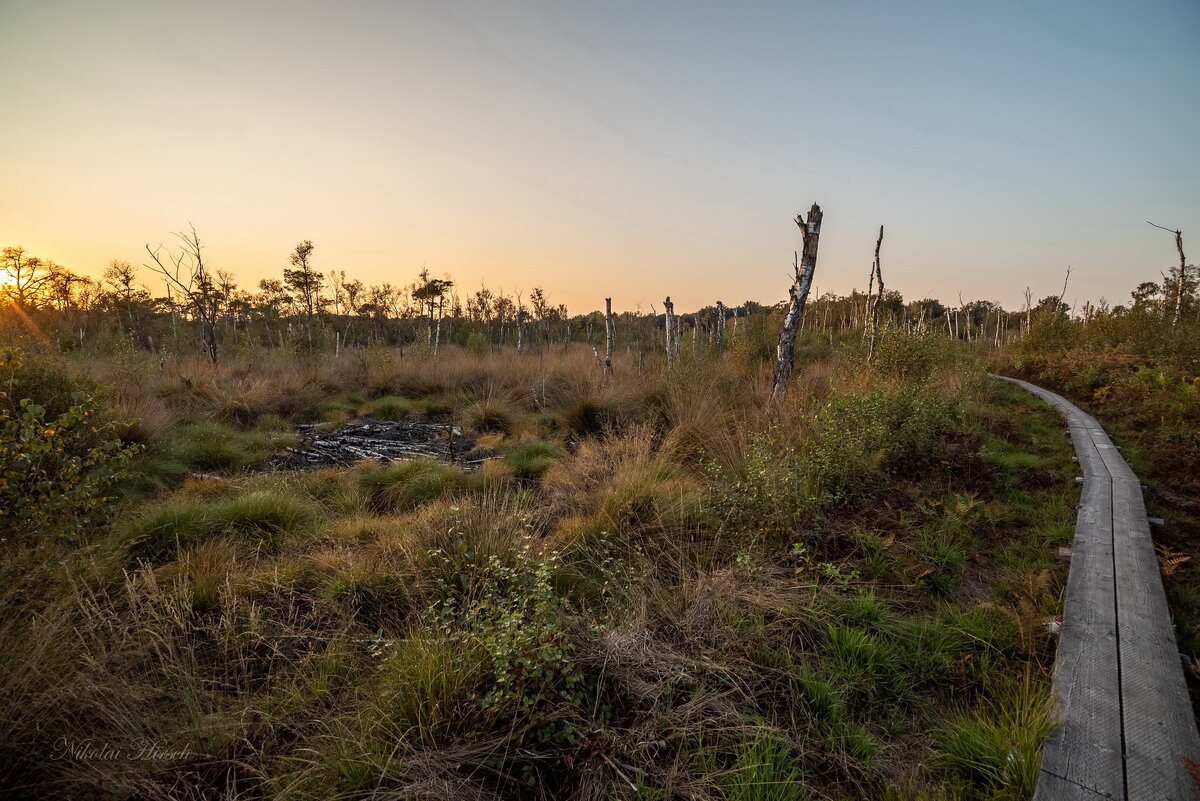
xmin=664 ymin=296 xmax=676 ymax=372
xmin=867 ymin=225 xmax=884 ymax=361
xmin=604 ymin=297 xmax=614 ymax=375
xmin=771 ymin=204 xmax=823 ymax=399
xmin=1148 ymin=222 xmax=1188 ymax=326
xmin=715 ymin=300 xmax=726 ymax=357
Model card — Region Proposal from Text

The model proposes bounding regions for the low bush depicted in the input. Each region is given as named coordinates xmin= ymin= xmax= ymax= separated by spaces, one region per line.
xmin=1 ymin=348 xmax=137 ymax=543
xmin=426 ymin=535 xmax=582 ymax=721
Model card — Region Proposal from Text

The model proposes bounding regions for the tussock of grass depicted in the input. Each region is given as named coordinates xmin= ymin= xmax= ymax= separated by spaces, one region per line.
xmin=120 ymin=489 xmax=321 ymax=560
xmin=119 ymin=452 xmax=190 ymax=495
xmin=719 ymin=736 xmax=810 ymax=801
xmin=464 ymin=397 xmax=519 ymax=434
xmin=364 ymin=394 xmax=421 ymax=421
xmin=935 ymin=678 xmax=1054 ymax=800
xmin=562 ymin=398 xmax=619 ymax=438
xmin=504 ymin=440 xmax=563 ymax=480
xmin=162 ymin=420 xmax=297 ymax=472
xmin=358 ymin=458 xmax=468 ymax=512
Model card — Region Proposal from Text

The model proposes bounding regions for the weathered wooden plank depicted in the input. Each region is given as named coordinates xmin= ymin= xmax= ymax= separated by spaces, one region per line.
xmin=996 ymin=375 xmax=1200 ymax=800
xmin=1098 ymin=441 xmax=1200 ymax=800
xmin=1035 ymin=433 xmax=1123 ymax=801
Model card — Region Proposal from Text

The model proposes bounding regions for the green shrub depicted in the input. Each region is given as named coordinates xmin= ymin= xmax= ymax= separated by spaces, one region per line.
xmin=426 ymin=536 xmax=581 ymax=720
xmin=464 ymin=331 xmax=489 ymax=357
xmin=711 ymin=426 xmax=815 ymax=541
xmin=0 ymin=347 xmax=89 ymax=421
xmin=1 ymin=349 xmax=137 ymax=543
xmin=806 ymin=383 xmax=960 ymax=504
xmin=871 ymin=326 xmax=958 ymax=380
xmin=714 ymin=381 xmax=963 ymax=541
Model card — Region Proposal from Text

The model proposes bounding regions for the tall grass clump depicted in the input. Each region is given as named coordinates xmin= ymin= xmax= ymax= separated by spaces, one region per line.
xmin=162 ymin=420 xmax=297 ymax=472
xmin=120 ymin=489 xmax=321 ymax=560
xmin=504 ymin=440 xmax=563 ymax=481
xmin=358 ymin=458 xmax=468 ymax=512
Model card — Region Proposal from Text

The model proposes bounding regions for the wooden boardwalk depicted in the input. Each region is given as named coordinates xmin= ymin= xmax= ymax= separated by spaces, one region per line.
xmin=997 ymin=377 xmax=1200 ymax=800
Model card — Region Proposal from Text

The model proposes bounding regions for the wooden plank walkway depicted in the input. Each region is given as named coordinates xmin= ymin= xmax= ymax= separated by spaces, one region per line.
xmin=996 ymin=377 xmax=1200 ymax=800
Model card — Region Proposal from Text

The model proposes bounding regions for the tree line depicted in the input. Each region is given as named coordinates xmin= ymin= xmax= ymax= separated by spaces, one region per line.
xmin=2 ymin=224 xmax=1195 ymax=365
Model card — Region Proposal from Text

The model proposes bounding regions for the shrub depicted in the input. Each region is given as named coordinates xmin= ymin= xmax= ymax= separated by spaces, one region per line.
xmin=806 ymin=383 xmax=959 ymax=504
xmin=1 ymin=349 xmax=137 ymax=543
xmin=426 ymin=536 xmax=582 ymax=721
xmin=870 ymin=326 xmax=957 ymax=381
xmin=711 ymin=426 xmax=814 ymax=541
xmin=465 ymin=331 xmax=489 ymax=357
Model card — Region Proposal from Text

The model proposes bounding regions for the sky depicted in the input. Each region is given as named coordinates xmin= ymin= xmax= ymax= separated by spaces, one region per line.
xmin=2 ymin=0 xmax=1198 ymax=314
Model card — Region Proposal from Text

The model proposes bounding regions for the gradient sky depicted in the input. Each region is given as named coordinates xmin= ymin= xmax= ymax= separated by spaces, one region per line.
xmin=3 ymin=0 xmax=1198 ymax=313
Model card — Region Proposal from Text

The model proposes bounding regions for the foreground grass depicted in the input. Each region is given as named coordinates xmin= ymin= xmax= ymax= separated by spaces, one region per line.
xmin=1 ymin=334 xmax=1073 ymax=800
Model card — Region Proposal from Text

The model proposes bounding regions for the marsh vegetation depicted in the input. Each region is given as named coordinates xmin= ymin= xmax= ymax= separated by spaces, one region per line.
xmin=1 ymin=237 xmax=1196 ymax=800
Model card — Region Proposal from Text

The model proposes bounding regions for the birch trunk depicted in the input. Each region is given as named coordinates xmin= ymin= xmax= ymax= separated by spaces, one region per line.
xmin=664 ymin=296 xmax=676 ymax=372
xmin=771 ymin=203 xmax=822 ymax=399
xmin=604 ymin=297 xmax=614 ymax=374
xmin=715 ymin=300 xmax=726 ymax=357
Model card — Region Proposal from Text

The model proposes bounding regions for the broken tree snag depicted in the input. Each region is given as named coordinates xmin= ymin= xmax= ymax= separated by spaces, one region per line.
xmin=867 ymin=225 xmax=884 ymax=361
xmin=604 ymin=297 xmax=615 ymax=375
xmin=772 ymin=204 xmax=823 ymax=399
xmin=664 ymin=296 xmax=676 ymax=372
xmin=715 ymin=300 xmax=726 ymax=357
xmin=1147 ymin=221 xmax=1188 ymax=326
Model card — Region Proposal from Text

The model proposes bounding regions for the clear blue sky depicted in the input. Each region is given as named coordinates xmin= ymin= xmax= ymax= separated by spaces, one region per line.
xmin=2 ymin=0 xmax=1197 ymax=312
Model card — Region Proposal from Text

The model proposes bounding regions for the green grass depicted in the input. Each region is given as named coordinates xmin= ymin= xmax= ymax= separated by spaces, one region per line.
xmin=120 ymin=489 xmax=322 ymax=560
xmin=365 ymin=395 xmax=421 ymax=421
xmin=162 ymin=420 xmax=298 ymax=472
xmin=935 ymin=678 xmax=1054 ymax=800
xmin=719 ymin=737 xmax=810 ymax=801
xmin=358 ymin=457 xmax=468 ymax=511
xmin=504 ymin=440 xmax=564 ymax=480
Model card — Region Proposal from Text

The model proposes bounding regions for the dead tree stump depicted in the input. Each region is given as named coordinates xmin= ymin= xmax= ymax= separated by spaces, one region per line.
xmin=771 ymin=204 xmax=822 ymax=399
